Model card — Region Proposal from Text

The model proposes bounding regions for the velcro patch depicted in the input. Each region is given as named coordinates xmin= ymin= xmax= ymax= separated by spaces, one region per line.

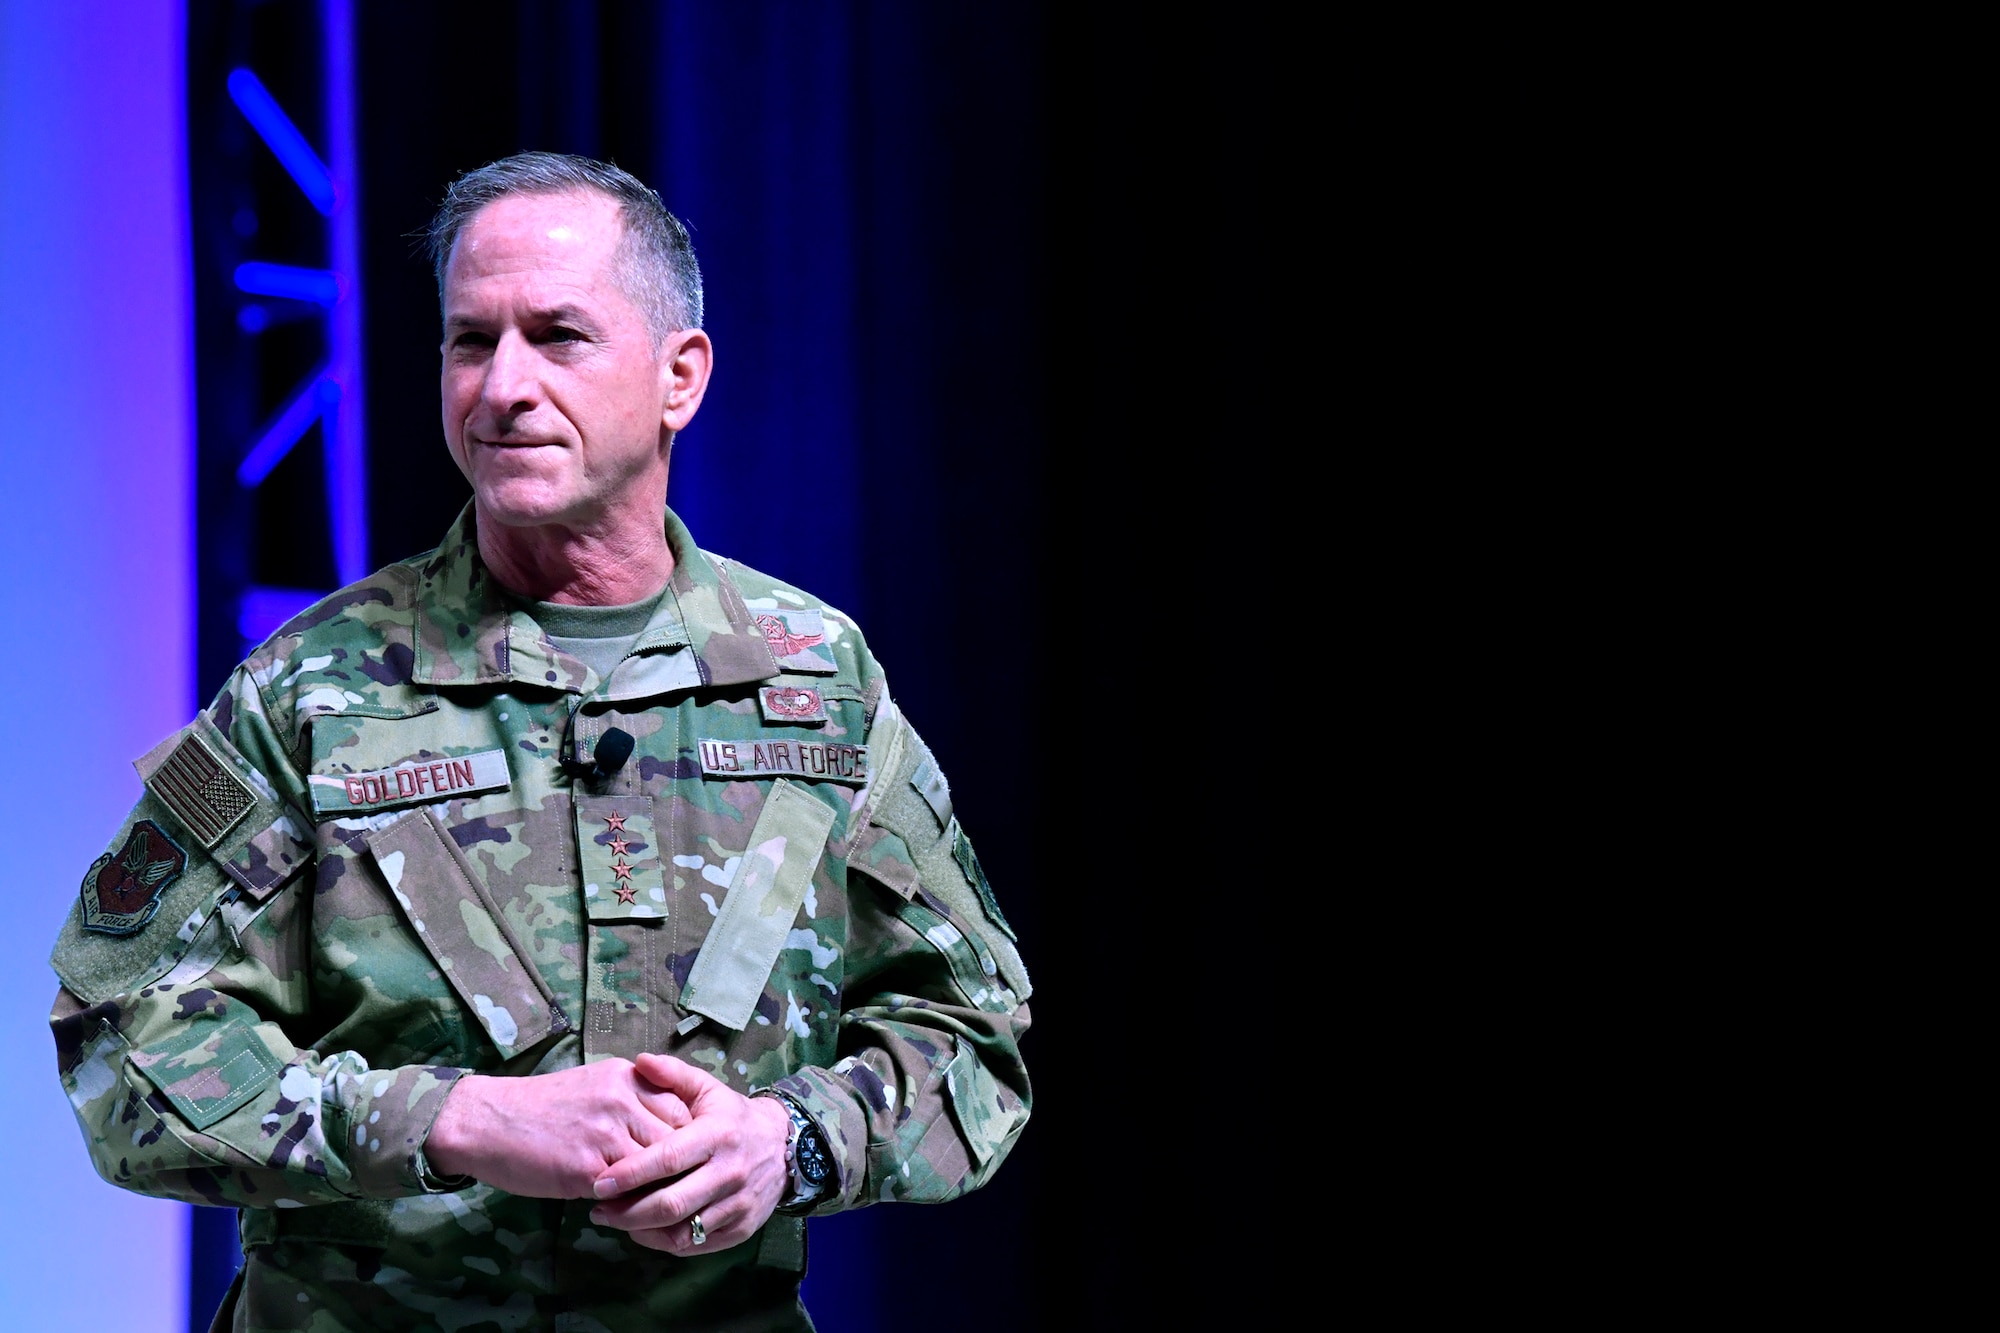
xmin=752 ymin=610 xmax=837 ymax=674
xmin=698 ymin=738 xmax=868 ymax=786
xmin=758 ymin=685 xmax=827 ymax=725
xmin=911 ymin=755 xmax=952 ymax=828
xmin=308 ymin=747 xmax=511 ymax=815
xmin=576 ymin=794 xmax=666 ymax=920
xmin=79 ymin=820 xmax=187 ymax=936
xmin=680 ymin=779 xmax=839 ymax=1030
xmin=950 ymin=818 xmax=1016 ymax=943
xmin=147 ymin=732 xmax=255 ymax=849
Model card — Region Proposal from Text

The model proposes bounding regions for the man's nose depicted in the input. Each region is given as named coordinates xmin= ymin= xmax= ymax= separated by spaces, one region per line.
xmin=482 ymin=332 xmax=540 ymax=416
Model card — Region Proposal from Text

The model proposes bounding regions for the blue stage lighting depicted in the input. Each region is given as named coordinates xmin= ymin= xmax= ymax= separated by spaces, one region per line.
xmin=234 ymin=261 xmax=340 ymax=305
xmin=225 ymin=68 xmax=335 ymax=215
xmin=237 ymin=368 xmax=340 ymax=487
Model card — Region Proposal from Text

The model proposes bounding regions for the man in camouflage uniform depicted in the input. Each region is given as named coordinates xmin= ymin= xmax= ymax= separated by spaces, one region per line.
xmin=48 ymin=152 xmax=1031 ymax=1332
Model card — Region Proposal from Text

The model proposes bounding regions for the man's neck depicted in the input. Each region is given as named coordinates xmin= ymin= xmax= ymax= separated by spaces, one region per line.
xmin=475 ymin=509 xmax=677 ymax=607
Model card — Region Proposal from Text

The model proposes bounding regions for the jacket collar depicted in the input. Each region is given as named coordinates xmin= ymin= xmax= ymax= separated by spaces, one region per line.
xmin=410 ymin=503 xmax=780 ymax=691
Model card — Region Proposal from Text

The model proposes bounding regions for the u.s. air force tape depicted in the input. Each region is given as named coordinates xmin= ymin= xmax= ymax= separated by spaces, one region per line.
xmin=697 ymin=738 xmax=867 ymax=785
xmin=308 ymin=748 xmax=512 ymax=814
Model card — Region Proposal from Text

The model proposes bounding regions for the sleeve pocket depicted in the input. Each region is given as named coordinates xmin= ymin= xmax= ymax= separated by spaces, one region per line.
xmin=850 ymin=705 xmax=1030 ymax=1000
xmin=129 ymin=1018 xmax=283 ymax=1131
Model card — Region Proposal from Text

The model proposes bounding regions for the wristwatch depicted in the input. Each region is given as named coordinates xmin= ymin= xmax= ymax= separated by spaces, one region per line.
xmin=758 ymin=1090 xmax=832 ymax=1211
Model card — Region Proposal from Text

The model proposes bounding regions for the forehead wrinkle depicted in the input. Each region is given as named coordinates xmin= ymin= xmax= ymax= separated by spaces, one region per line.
xmin=444 ymin=288 xmax=612 ymax=329
xmin=449 ymin=244 xmax=615 ymax=295
xmin=449 ymin=301 xmax=592 ymax=325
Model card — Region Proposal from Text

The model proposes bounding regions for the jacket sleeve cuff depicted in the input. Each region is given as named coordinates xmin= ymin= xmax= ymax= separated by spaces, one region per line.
xmin=766 ymin=1068 xmax=857 ymax=1214
xmin=345 ymin=1063 xmax=474 ymax=1197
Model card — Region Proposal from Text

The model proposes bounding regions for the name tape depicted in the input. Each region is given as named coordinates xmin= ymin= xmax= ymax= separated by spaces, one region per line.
xmin=310 ymin=748 xmax=512 ymax=812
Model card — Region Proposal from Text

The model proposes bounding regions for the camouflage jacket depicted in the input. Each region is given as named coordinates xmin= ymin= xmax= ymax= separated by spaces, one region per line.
xmin=49 ymin=504 xmax=1032 ymax=1332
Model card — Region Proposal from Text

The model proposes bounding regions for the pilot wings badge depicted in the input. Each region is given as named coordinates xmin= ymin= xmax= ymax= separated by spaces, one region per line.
xmin=753 ymin=610 xmax=837 ymax=674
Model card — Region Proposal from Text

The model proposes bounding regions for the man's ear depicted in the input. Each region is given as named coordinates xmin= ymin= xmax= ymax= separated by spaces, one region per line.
xmin=661 ymin=329 xmax=712 ymax=434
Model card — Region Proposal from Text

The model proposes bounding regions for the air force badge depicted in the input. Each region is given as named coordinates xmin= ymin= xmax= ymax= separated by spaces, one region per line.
xmin=758 ymin=685 xmax=827 ymax=724
xmin=80 ymin=819 xmax=187 ymax=936
xmin=754 ymin=610 xmax=837 ymax=674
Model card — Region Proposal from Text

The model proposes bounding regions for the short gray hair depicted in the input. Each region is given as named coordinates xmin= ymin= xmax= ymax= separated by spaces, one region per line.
xmin=427 ymin=152 xmax=703 ymax=340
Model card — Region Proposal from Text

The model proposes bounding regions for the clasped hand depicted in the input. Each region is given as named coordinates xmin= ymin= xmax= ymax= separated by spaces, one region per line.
xmin=426 ymin=1052 xmax=795 ymax=1254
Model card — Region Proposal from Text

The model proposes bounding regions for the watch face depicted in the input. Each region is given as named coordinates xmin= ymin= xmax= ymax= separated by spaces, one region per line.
xmin=797 ymin=1126 xmax=830 ymax=1186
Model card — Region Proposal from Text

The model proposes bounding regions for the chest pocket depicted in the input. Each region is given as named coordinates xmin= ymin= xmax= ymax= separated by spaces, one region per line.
xmin=365 ymin=806 xmax=569 ymax=1059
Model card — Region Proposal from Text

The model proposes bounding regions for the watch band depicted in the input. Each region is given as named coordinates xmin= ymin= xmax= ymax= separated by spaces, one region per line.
xmin=756 ymin=1090 xmax=831 ymax=1210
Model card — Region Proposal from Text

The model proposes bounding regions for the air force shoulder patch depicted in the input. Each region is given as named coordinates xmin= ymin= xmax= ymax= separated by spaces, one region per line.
xmin=80 ymin=820 xmax=187 ymax=936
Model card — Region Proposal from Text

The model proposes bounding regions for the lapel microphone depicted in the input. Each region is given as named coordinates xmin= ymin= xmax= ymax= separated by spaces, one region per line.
xmin=565 ymin=726 xmax=635 ymax=784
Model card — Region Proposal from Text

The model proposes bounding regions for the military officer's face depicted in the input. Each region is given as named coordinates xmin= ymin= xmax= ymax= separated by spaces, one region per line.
xmin=440 ymin=190 xmax=686 ymax=534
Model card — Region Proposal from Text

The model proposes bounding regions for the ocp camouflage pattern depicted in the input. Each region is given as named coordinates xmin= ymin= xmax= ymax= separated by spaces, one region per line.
xmin=48 ymin=504 xmax=1033 ymax=1332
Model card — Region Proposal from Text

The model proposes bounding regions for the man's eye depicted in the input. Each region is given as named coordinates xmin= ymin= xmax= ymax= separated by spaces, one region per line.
xmin=543 ymin=327 xmax=582 ymax=343
xmin=452 ymin=332 xmax=495 ymax=350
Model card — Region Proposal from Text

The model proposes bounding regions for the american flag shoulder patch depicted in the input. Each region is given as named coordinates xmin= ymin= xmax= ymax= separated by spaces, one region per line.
xmin=146 ymin=730 xmax=256 ymax=849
